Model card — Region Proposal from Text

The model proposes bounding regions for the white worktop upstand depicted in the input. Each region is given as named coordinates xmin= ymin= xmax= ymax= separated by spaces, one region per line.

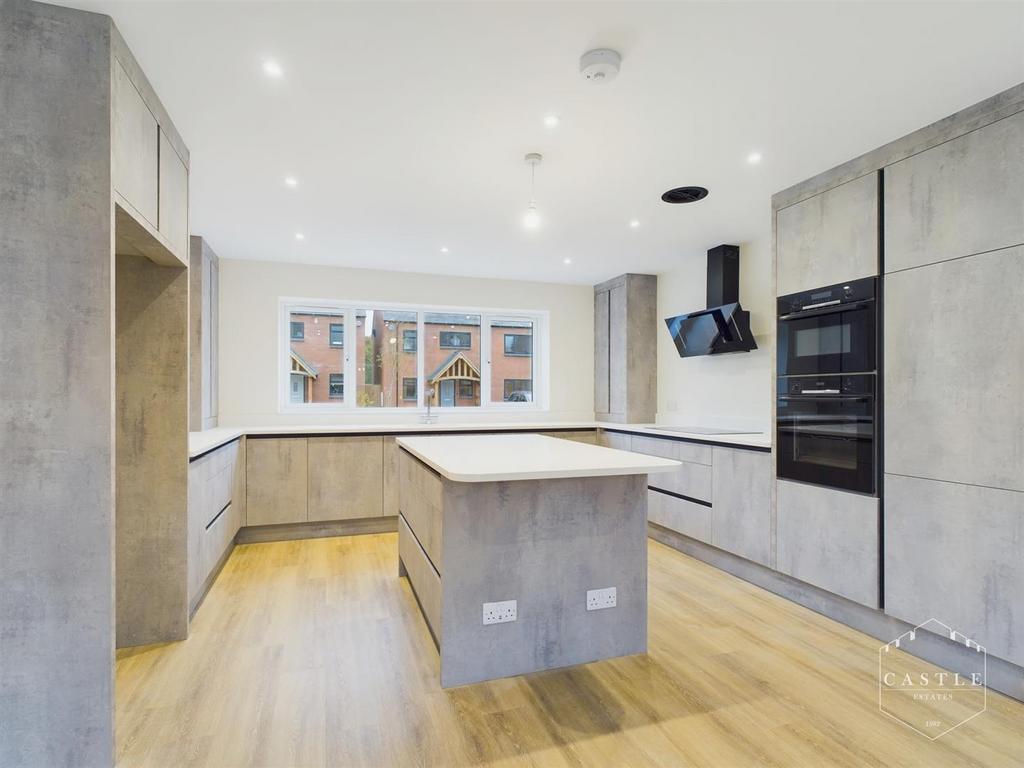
xmin=396 ymin=433 xmax=681 ymax=482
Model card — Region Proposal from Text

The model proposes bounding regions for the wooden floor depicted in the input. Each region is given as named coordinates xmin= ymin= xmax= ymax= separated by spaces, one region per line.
xmin=116 ymin=534 xmax=1024 ymax=767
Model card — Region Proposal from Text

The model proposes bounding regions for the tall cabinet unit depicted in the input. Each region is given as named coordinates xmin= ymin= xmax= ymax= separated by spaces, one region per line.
xmin=882 ymin=109 xmax=1024 ymax=668
xmin=190 ymin=236 xmax=220 ymax=431
xmin=594 ymin=274 xmax=658 ymax=424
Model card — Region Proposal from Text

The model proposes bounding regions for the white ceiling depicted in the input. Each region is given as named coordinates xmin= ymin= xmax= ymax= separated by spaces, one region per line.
xmin=66 ymin=1 xmax=1024 ymax=284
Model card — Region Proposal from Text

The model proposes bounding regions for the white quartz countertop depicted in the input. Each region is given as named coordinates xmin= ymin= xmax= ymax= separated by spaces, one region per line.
xmin=396 ymin=433 xmax=681 ymax=482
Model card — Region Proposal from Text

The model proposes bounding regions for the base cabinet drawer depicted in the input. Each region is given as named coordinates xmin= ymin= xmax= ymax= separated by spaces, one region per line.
xmin=776 ymin=479 xmax=879 ymax=608
xmin=647 ymin=489 xmax=711 ymax=543
xmin=246 ymin=438 xmax=308 ymax=526
xmin=601 ymin=431 xmax=632 ymax=451
xmin=398 ymin=515 xmax=442 ymax=643
xmin=711 ymin=448 xmax=771 ymax=566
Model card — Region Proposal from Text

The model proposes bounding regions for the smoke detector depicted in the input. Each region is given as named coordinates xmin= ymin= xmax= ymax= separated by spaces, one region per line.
xmin=579 ymin=48 xmax=621 ymax=83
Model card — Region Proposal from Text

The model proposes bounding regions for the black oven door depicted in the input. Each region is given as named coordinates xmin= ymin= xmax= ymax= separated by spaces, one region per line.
xmin=776 ymin=391 xmax=876 ymax=495
xmin=777 ymin=302 xmax=875 ymax=376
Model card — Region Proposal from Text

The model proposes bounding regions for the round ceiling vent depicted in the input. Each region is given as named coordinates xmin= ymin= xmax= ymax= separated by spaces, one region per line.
xmin=661 ymin=186 xmax=709 ymax=204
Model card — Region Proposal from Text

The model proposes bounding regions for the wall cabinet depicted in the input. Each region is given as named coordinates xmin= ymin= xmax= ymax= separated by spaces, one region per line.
xmin=711 ymin=448 xmax=771 ymax=567
xmin=884 ymin=111 xmax=1024 ymax=273
xmin=775 ymin=479 xmax=878 ymax=607
xmin=776 ymin=172 xmax=878 ymax=296
xmin=885 ymin=474 xmax=1024 ymax=666
xmin=158 ymin=130 xmax=189 ymax=261
xmin=245 ymin=438 xmax=308 ymax=526
xmin=307 ymin=436 xmax=384 ymax=521
xmin=885 ymin=246 xmax=1023 ymax=491
xmin=112 ymin=59 xmax=158 ymax=228
xmin=594 ymin=274 xmax=657 ymax=423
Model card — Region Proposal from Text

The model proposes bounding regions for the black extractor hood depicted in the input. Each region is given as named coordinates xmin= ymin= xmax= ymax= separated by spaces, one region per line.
xmin=665 ymin=244 xmax=758 ymax=357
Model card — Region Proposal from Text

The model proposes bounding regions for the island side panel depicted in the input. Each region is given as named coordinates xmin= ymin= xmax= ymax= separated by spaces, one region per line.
xmin=439 ymin=474 xmax=648 ymax=688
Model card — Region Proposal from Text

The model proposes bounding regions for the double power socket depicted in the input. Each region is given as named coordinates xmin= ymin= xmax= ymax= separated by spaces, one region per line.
xmin=482 ymin=587 xmax=617 ymax=626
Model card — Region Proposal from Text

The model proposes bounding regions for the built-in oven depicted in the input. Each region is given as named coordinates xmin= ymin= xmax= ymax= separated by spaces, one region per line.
xmin=777 ymin=277 xmax=876 ymax=377
xmin=776 ymin=374 xmax=877 ymax=495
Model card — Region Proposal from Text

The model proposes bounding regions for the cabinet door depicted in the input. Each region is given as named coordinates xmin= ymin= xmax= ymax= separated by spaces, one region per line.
xmin=885 ymin=111 xmax=1024 ymax=273
xmin=776 ymin=479 xmax=879 ymax=607
xmin=112 ymin=60 xmax=158 ymax=226
xmin=594 ymin=289 xmax=610 ymax=416
xmin=307 ymin=437 xmax=384 ymax=522
xmin=711 ymin=448 xmax=771 ymax=566
xmin=602 ymin=431 xmax=632 ymax=451
xmin=776 ymin=172 xmax=878 ymax=296
xmin=158 ymin=129 xmax=189 ymax=259
xmin=245 ymin=438 xmax=307 ymax=526
xmin=607 ymin=283 xmax=627 ymax=417
xmin=383 ymin=437 xmax=401 ymax=517
xmin=885 ymin=246 xmax=1023 ymax=491
xmin=648 ymin=489 xmax=712 ymax=543
xmin=885 ymin=474 xmax=1024 ymax=667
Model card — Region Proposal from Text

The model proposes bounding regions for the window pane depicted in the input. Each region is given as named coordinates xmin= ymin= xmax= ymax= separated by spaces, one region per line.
xmin=425 ymin=313 xmax=480 ymax=407
xmin=329 ymin=373 xmax=344 ymax=399
xmin=402 ymin=377 xmax=417 ymax=401
xmin=357 ymin=309 xmax=418 ymax=407
xmin=492 ymin=320 xmax=533 ymax=403
xmin=402 ymin=329 xmax=417 ymax=353
xmin=330 ymin=323 xmax=344 ymax=347
xmin=288 ymin=312 xmax=343 ymax=403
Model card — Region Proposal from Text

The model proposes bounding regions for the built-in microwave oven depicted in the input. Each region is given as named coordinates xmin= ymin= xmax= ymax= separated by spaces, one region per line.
xmin=777 ymin=277 xmax=876 ymax=377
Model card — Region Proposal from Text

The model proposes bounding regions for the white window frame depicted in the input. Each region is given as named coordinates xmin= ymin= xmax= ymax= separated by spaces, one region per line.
xmin=278 ymin=297 xmax=549 ymax=414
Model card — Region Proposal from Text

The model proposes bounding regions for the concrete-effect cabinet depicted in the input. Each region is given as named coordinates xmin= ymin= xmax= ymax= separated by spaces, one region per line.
xmin=383 ymin=437 xmax=402 ymax=517
xmin=884 ymin=111 xmax=1024 ymax=273
xmin=711 ymin=448 xmax=771 ymax=567
xmin=189 ymin=236 xmax=219 ymax=431
xmin=885 ymin=246 xmax=1023 ymax=492
xmin=246 ymin=438 xmax=308 ymax=526
xmin=159 ymin=129 xmax=189 ymax=260
xmin=776 ymin=480 xmax=879 ymax=608
xmin=885 ymin=474 xmax=1024 ymax=667
xmin=308 ymin=436 xmax=385 ymax=521
xmin=112 ymin=58 xmax=158 ymax=227
xmin=648 ymin=489 xmax=711 ymax=543
xmin=594 ymin=274 xmax=657 ymax=423
xmin=188 ymin=439 xmax=244 ymax=611
xmin=776 ymin=172 xmax=879 ymax=295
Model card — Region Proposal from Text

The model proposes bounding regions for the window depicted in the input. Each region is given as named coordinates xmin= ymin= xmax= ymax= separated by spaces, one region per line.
xmin=503 ymin=379 xmax=533 ymax=401
xmin=504 ymin=333 xmax=531 ymax=356
xmin=329 ymin=374 xmax=344 ymax=399
xmin=439 ymin=331 xmax=471 ymax=349
xmin=402 ymin=378 xmax=417 ymax=401
xmin=330 ymin=323 xmax=344 ymax=347
xmin=282 ymin=302 xmax=545 ymax=411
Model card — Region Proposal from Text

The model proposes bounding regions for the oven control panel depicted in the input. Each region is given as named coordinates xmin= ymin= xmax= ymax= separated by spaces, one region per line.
xmin=778 ymin=375 xmax=874 ymax=396
xmin=777 ymin=275 xmax=876 ymax=316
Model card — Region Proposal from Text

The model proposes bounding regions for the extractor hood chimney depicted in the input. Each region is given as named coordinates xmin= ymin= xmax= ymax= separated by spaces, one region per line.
xmin=664 ymin=244 xmax=758 ymax=357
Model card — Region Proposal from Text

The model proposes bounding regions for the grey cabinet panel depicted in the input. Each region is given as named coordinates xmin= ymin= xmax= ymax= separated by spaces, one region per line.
xmin=885 ymin=474 xmax=1024 ymax=667
xmin=885 ymin=112 xmax=1024 ymax=273
xmin=885 ymin=247 xmax=1024 ymax=491
xmin=245 ymin=438 xmax=308 ymax=526
xmin=601 ymin=431 xmax=632 ymax=451
xmin=187 ymin=440 xmax=241 ymax=607
xmin=189 ymin=237 xmax=219 ymax=431
xmin=398 ymin=516 xmax=442 ymax=642
xmin=398 ymin=449 xmax=444 ymax=572
xmin=631 ymin=435 xmax=712 ymax=501
xmin=383 ymin=437 xmax=400 ymax=517
xmin=542 ymin=430 xmax=598 ymax=444
xmin=711 ymin=448 xmax=771 ymax=566
xmin=112 ymin=59 xmax=158 ymax=226
xmin=630 ymin=435 xmax=711 ymax=465
xmin=776 ymin=480 xmax=879 ymax=607
xmin=648 ymin=490 xmax=711 ymax=543
xmin=776 ymin=172 xmax=878 ymax=296
xmin=608 ymin=283 xmax=627 ymax=416
xmin=158 ymin=129 xmax=188 ymax=260
xmin=307 ymin=436 xmax=384 ymax=522
xmin=594 ymin=289 xmax=610 ymax=415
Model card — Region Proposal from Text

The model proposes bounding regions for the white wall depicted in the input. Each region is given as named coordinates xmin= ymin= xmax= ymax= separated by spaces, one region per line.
xmin=656 ymin=237 xmax=773 ymax=433
xmin=217 ymin=259 xmax=594 ymax=425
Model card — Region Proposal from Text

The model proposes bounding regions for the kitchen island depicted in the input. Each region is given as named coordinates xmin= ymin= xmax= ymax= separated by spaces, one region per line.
xmin=396 ymin=433 xmax=680 ymax=687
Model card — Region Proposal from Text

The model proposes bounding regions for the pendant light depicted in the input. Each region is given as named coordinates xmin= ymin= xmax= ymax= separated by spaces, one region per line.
xmin=522 ymin=152 xmax=542 ymax=229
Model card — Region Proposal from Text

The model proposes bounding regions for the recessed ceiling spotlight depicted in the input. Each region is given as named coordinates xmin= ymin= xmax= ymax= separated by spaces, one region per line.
xmin=262 ymin=59 xmax=284 ymax=79
xmin=440 ymin=246 xmax=449 ymax=253
xmin=563 ymin=257 xmax=572 ymax=265
xmin=747 ymin=151 xmax=763 ymax=164
xmin=284 ymin=176 xmax=298 ymax=187
xmin=661 ymin=186 xmax=709 ymax=204
xmin=543 ymin=115 xmax=560 ymax=128
xmin=294 ymin=232 xmax=305 ymax=241
xmin=629 ymin=219 xmax=640 ymax=228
